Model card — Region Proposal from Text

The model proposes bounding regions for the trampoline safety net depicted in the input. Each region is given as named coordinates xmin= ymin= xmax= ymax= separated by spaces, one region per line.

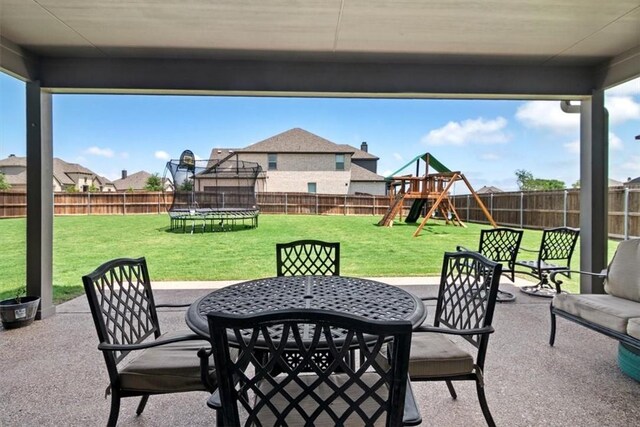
xmin=164 ymin=150 xmax=262 ymax=232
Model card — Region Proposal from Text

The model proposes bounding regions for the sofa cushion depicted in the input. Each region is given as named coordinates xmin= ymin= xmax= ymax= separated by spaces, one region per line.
xmin=119 ymin=330 xmax=215 ymax=393
xmin=628 ymin=318 xmax=640 ymax=340
xmin=605 ymin=239 xmax=640 ymax=303
xmin=402 ymin=332 xmax=474 ymax=378
xmin=553 ymin=294 xmax=640 ymax=333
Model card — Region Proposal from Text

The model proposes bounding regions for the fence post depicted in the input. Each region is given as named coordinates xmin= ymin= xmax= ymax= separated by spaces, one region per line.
xmin=624 ymin=187 xmax=630 ymax=240
xmin=372 ymin=196 xmax=375 ymax=216
xmin=344 ymin=195 xmax=347 ymax=215
xmin=222 ymin=192 xmax=225 ymax=209
xmin=520 ymin=192 xmax=524 ymax=229
xmin=466 ymin=195 xmax=470 ymax=222
xmin=490 ymin=193 xmax=494 ymax=218
xmin=87 ymin=191 xmax=91 ymax=215
xmin=563 ymin=189 xmax=568 ymax=227
xmin=157 ymin=192 xmax=160 ymax=214
xmin=123 ymin=192 xmax=126 ymax=215
xmin=316 ymin=194 xmax=319 ymax=215
xmin=285 ymin=193 xmax=288 ymax=215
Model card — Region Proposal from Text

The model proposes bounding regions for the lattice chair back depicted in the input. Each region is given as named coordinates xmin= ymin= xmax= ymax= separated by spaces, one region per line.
xmin=478 ymin=227 xmax=524 ymax=281
xmin=208 ymin=309 xmax=412 ymax=427
xmin=83 ymin=258 xmax=160 ymax=371
xmin=539 ymin=227 xmax=579 ymax=265
xmin=276 ymin=240 xmax=340 ymax=276
xmin=434 ymin=251 xmax=502 ymax=350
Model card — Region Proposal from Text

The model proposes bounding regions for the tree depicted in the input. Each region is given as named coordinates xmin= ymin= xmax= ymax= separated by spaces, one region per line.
xmin=515 ymin=169 xmax=534 ymax=190
xmin=0 ymin=173 xmax=11 ymax=190
xmin=144 ymin=173 xmax=163 ymax=191
xmin=179 ymin=179 xmax=193 ymax=191
xmin=515 ymin=169 xmax=565 ymax=191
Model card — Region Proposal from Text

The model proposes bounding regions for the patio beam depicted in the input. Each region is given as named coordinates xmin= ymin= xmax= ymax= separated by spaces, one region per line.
xmin=39 ymin=57 xmax=596 ymax=98
xmin=0 ymin=36 xmax=39 ymax=81
xmin=26 ymin=81 xmax=55 ymax=319
xmin=579 ymin=91 xmax=608 ymax=294
xmin=595 ymin=46 xmax=640 ymax=90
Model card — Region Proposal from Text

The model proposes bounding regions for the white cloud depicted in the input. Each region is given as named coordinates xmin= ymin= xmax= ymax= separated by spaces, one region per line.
xmin=393 ymin=153 xmax=403 ymax=161
xmin=563 ymin=139 xmax=580 ymax=154
xmin=422 ymin=117 xmax=509 ymax=146
xmin=85 ymin=146 xmax=114 ymax=158
xmin=617 ymin=155 xmax=640 ymax=177
xmin=480 ymin=153 xmax=500 ymax=161
xmin=609 ymin=133 xmax=623 ymax=150
xmin=516 ymin=101 xmax=578 ymax=134
xmin=564 ymin=132 xmax=623 ymax=154
xmin=382 ymin=169 xmax=392 ymax=177
xmin=607 ymin=78 xmax=640 ymax=96
xmin=606 ymin=96 xmax=640 ymax=125
xmin=154 ymin=150 xmax=171 ymax=160
xmin=564 ymin=140 xmax=579 ymax=154
xmin=120 ymin=152 xmax=129 ymax=159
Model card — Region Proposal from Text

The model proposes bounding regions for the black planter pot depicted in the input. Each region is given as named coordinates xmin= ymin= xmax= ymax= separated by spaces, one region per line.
xmin=0 ymin=296 xmax=41 ymax=329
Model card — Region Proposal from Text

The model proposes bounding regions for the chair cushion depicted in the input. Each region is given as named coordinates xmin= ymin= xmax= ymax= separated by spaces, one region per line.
xmin=628 ymin=318 xmax=640 ymax=340
xmin=119 ymin=330 xmax=214 ymax=393
xmin=254 ymin=373 xmax=391 ymax=426
xmin=605 ymin=239 xmax=640 ymax=303
xmin=406 ymin=332 xmax=474 ymax=378
xmin=553 ymin=294 xmax=640 ymax=333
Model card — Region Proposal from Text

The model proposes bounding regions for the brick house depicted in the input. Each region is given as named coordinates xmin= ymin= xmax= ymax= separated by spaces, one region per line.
xmin=112 ymin=170 xmax=174 ymax=192
xmin=211 ymin=128 xmax=386 ymax=195
xmin=0 ymin=155 xmax=116 ymax=192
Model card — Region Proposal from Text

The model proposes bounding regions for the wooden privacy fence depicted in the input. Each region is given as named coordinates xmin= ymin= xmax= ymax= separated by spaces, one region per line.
xmin=450 ymin=187 xmax=640 ymax=239
xmin=1 ymin=188 xmax=640 ymax=238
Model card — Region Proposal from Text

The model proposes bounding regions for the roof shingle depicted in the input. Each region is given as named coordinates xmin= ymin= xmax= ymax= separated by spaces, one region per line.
xmin=242 ymin=128 xmax=353 ymax=154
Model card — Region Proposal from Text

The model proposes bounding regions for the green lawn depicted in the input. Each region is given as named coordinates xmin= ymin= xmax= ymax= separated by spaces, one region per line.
xmin=0 ymin=214 xmax=618 ymax=303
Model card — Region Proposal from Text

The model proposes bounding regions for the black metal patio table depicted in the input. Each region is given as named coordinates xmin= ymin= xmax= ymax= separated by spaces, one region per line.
xmin=186 ymin=275 xmax=427 ymax=342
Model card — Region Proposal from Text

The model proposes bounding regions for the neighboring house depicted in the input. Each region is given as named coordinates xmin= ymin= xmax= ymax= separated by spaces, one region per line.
xmin=0 ymin=155 xmax=116 ymax=192
xmin=224 ymin=128 xmax=386 ymax=195
xmin=112 ymin=170 xmax=173 ymax=192
xmin=193 ymin=150 xmax=264 ymax=194
xmin=476 ymin=186 xmax=504 ymax=194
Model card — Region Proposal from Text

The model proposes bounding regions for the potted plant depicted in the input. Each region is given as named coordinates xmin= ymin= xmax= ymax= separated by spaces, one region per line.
xmin=0 ymin=287 xmax=40 ymax=329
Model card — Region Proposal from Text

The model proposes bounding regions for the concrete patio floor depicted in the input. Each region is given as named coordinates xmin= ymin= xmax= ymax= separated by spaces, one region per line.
xmin=1 ymin=278 xmax=639 ymax=426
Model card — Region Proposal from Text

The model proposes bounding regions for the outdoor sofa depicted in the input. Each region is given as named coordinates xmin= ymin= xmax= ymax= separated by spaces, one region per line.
xmin=549 ymin=239 xmax=640 ymax=377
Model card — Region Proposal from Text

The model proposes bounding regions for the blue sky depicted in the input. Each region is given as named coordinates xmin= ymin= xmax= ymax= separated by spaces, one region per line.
xmin=1 ymin=71 xmax=639 ymax=192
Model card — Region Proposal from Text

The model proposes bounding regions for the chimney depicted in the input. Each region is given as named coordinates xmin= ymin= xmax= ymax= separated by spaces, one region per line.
xmin=360 ymin=141 xmax=368 ymax=152
xmin=122 ymin=170 xmax=127 ymax=179
xmin=9 ymin=154 xmax=15 ymax=157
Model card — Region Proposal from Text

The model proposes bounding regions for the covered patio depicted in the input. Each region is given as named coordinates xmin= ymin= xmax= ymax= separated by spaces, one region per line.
xmin=1 ymin=1 xmax=638 ymax=317
xmin=1 ymin=1 xmax=639 ymax=425
xmin=1 ymin=279 xmax=639 ymax=426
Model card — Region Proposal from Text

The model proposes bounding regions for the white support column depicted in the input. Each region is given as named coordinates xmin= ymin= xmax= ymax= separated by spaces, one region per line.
xmin=580 ymin=91 xmax=608 ymax=294
xmin=26 ymin=81 xmax=55 ymax=319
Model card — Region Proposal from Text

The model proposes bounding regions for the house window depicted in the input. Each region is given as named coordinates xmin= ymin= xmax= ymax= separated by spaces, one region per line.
xmin=335 ymin=154 xmax=345 ymax=171
xmin=308 ymin=182 xmax=317 ymax=193
xmin=268 ymin=153 xmax=277 ymax=170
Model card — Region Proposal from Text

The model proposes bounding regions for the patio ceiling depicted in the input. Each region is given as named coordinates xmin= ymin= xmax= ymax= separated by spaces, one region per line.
xmin=1 ymin=0 xmax=639 ymax=96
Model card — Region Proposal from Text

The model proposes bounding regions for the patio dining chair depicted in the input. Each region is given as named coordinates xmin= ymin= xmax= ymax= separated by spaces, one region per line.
xmin=515 ymin=226 xmax=580 ymax=298
xmin=276 ymin=239 xmax=340 ymax=276
xmin=458 ymin=227 xmax=524 ymax=302
xmin=83 ymin=257 xmax=220 ymax=426
xmin=200 ymin=309 xmax=421 ymax=426
xmin=380 ymin=250 xmax=502 ymax=426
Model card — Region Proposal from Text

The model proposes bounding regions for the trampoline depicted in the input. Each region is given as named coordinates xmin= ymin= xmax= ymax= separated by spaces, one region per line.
xmin=164 ymin=149 xmax=262 ymax=233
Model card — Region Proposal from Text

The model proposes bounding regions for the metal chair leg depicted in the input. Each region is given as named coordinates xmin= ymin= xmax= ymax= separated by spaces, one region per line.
xmin=107 ymin=392 xmax=121 ymax=427
xmin=136 ymin=395 xmax=150 ymax=416
xmin=549 ymin=305 xmax=557 ymax=346
xmin=445 ymin=380 xmax=457 ymax=399
xmin=476 ymin=381 xmax=496 ymax=427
